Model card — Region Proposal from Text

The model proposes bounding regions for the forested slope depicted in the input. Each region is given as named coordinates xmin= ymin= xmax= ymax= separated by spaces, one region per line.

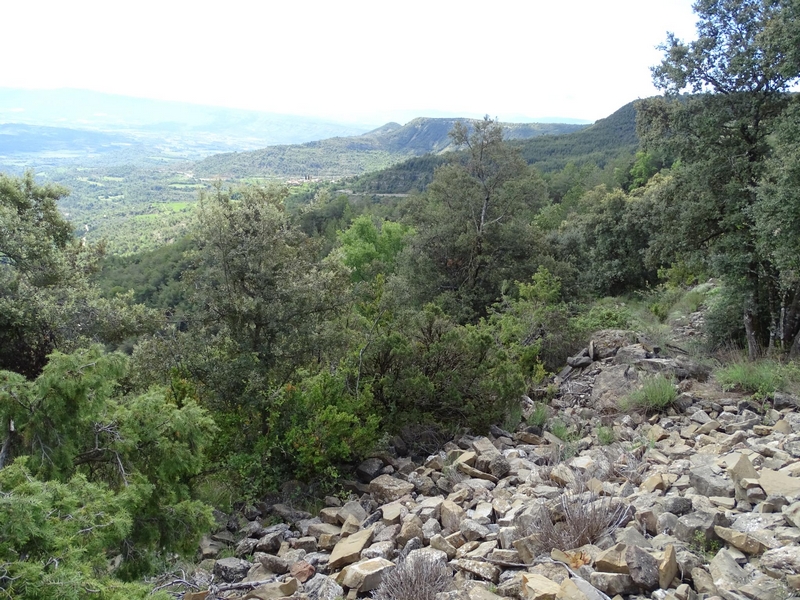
xmin=193 ymin=117 xmax=585 ymax=179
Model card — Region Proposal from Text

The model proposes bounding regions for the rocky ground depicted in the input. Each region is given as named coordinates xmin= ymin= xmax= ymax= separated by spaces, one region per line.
xmin=167 ymin=317 xmax=800 ymax=600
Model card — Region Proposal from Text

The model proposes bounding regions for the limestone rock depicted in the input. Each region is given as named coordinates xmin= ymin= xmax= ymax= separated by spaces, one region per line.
xmin=760 ymin=546 xmax=800 ymax=579
xmin=369 ymin=475 xmax=414 ymax=504
xmin=595 ymin=543 xmax=629 ymax=574
xmin=213 ymin=557 xmax=252 ymax=582
xmin=521 ymin=573 xmax=561 ymax=600
xmin=758 ymin=469 xmax=800 ymax=499
xmin=689 ymin=466 xmax=735 ymax=498
xmin=658 ymin=544 xmax=678 ymax=590
xmin=589 ymin=572 xmax=639 ymax=595
xmin=329 ymin=527 xmax=375 ymax=570
xmin=241 ymin=578 xmax=298 ymax=600
xmin=305 ymin=573 xmax=344 ymax=600
xmin=452 ymin=559 xmax=501 ymax=583
xmin=340 ymin=557 xmax=395 ymax=592
xmin=625 ymin=545 xmax=659 ymax=590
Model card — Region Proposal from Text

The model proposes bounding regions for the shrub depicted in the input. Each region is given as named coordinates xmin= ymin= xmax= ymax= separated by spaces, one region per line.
xmin=372 ymin=552 xmax=452 ymax=600
xmin=573 ymin=303 xmax=632 ymax=336
xmin=521 ymin=487 xmax=628 ymax=554
xmin=621 ymin=374 xmax=677 ymax=412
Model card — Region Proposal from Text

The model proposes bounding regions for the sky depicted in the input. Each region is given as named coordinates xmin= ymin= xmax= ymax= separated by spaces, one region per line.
xmin=2 ymin=0 xmax=699 ymax=124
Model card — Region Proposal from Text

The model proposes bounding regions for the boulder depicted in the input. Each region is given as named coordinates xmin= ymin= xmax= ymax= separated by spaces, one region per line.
xmin=369 ymin=475 xmax=415 ymax=504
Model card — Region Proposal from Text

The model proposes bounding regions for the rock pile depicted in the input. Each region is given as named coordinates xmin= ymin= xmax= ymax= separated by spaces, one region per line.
xmin=182 ymin=330 xmax=800 ymax=600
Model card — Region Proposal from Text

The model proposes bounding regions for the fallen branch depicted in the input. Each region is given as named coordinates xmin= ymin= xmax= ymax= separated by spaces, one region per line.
xmin=208 ymin=577 xmax=277 ymax=593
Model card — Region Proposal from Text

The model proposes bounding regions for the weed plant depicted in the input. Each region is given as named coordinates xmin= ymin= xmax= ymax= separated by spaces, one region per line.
xmin=621 ymin=374 xmax=677 ymax=413
xmin=597 ymin=426 xmax=616 ymax=445
xmin=529 ymin=402 xmax=549 ymax=428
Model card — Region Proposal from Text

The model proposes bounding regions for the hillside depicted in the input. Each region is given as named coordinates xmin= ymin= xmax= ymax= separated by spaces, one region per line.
xmin=193 ymin=118 xmax=586 ymax=179
xmin=348 ymin=102 xmax=639 ymax=194
xmin=513 ymin=100 xmax=639 ymax=171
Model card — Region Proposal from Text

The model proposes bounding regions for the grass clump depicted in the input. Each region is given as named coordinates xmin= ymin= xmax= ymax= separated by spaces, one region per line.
xmin=716 ymin=359 xmax=799 ymax=399
xmin=597 ymin=426 xmax=616 ymax=445
xmin=549 ymin=419 xmax=577 ymax=442
xmin=529 ymin=402 xmax=549 ymax=428
xmin=621 ymin=373 xmax=677 ymax=413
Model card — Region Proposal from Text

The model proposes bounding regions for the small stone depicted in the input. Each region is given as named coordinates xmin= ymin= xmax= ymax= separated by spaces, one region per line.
xmin=659 ymin=544 xmax=678 ymax=590
xmin=452 ymin=559 xmax=500 ymax=583
xmin=625 ymin=545 xmax=659 ymax=591
xmin=758 ymin=469 xmax=800 ymax=498
xmin=595 ymin=543 xmax=629 ymax=574
xmin=589 ymin=572 xmax=638 ymax=596
xmin=213 ymin=557 xmax=252 ymax=582
xmin=289 ymin=559 xmax=315 ymax=582
xmin=521 ymin=573 xmax=561 ymax=600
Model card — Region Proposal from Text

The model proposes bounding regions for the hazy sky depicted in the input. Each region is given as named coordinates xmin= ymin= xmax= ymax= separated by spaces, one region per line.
xmin=2 ymin=0 xmax=698 ymax=124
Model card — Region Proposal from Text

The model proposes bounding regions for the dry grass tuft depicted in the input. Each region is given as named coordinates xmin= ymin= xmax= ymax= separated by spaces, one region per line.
xmin=521 ymin=483 xmax=630 ymax=554
xmin=372 ymin=551 xmax=452 ymax=600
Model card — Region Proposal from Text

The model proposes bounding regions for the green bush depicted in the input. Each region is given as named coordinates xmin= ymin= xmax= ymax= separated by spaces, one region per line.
xmin=549 ymin=420 xmax=577 ymax=441
xmin=573 ymin=303 xmax=632 ymax=335
xmin=0 ymin=460 xmax=171 ymax=599
xmin=622 ymin=374 xmax=677 ymax=412
xmin=0 ymin=346 xmax=217 ymax=581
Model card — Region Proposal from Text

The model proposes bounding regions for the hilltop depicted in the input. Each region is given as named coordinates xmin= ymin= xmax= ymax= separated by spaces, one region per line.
xmin=349 ymin=102 xmax=638 ymax=194
xmin=193 ymin=118 xmax=586 ymax=179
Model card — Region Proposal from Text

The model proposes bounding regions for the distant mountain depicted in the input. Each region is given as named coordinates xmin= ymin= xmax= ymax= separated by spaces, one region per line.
xmin=0 ymin=88 xmax=373 ymax=154
xmin=349 ymin=102 xmax=639 ymax=194
xmin=0 ymin=123 xmax=136 ymax=154
xmin=194 ymin=118 xmax=586 ymax=179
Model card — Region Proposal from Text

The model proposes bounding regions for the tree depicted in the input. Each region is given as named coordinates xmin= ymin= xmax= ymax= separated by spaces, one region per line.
xmin=638 ymin=0 xmax=800 ymax=357
xmin=0 ymin=346 xmax=216 ymax=589
xmin=0 ymin=173 xmax=160 ymax=377
xmin=401 ymin=117 xmax=549 ymax=321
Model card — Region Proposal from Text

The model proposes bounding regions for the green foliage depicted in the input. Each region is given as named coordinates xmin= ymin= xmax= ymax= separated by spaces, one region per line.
xmin=0 ymin=172 xmax=161 ymax=377
xmin=489 ymin=268 xmax=582 ymax=374
xmin=0 ymin=346 xmax=216 ymax=580
xmin=548 ymin=420 xmax=576 ymax=442
xmin=621 ymin=374 xmax=677 ymax=413
xmin=715 ymin=359 xmax=799 ymax=399
xmin=528 ymin=402 xmax=549 ymax=429
xmin=597 ymin=426 xmax=616 ymax=445
xmin=639 ymin=0 xmax=800 ymax=358
xmin=572 ymin=302 xmax=632 ymax=335
xmin=337 ymin=215 xmax=412 ymax=282
xmin=0 ymin=460 xmax=170 ymax=599
xmin=399 ymin=117 xmax=549 ymax=322
xmin=284 ymin=371 xmax=380 ymax=479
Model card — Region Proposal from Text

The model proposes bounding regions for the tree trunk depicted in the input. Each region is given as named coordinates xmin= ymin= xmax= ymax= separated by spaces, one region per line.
xmin=744 ymin=309 xmax=760 ymax=361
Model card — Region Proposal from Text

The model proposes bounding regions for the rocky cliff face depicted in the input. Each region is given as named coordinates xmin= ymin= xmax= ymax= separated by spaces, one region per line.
xmin=178 ymin=328 xmax=800 ymax=600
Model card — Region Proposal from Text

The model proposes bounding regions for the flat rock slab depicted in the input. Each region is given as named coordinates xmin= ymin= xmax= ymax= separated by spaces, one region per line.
xmin=758 ymin=469 xmax=800 ymax=499
xmin=329 ymin=526 xmax=374 ymax=570
xmin=369 ymin=474 xmax=414 ymax=504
